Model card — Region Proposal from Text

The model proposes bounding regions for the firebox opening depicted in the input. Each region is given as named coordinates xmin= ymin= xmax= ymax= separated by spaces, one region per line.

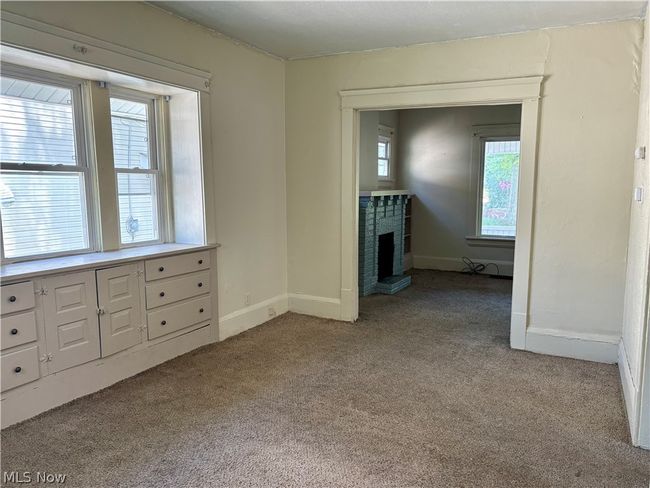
xmin=378 ymin=232 xmax=394 ymax=281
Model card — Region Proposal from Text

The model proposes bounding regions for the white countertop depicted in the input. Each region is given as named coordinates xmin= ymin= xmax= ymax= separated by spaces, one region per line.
xmin=1 ymin=243 xmax=220 ymax=282
xmin=359 ymin=190 xmax=411 ymax=197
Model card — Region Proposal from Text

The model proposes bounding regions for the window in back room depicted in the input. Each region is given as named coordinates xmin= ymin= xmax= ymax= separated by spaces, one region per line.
xmin=478 ymin=138 xmax=521 ymax=238
xmin=377 ymin=124 xmax=394 ymax=180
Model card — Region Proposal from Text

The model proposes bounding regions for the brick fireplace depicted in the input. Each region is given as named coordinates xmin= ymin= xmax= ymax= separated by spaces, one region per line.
xmin=359 ymin=191 xmax=412 ymax=296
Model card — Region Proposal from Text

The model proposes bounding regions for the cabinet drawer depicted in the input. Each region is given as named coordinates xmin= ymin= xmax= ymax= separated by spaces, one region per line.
xmin=145 ymin=251 xmax=210 ymax=282
xmin=145 ymin=271 xmax=210 ymax=309
xmin=1 ymin=310 xmax=37 ymax=351
xmin=1 ymin=281 xmax=35 ymax=315
xmin=147 ymin=295 xmax=212 ymax=340
xmin=1 ymin=345 xmax=40 ymax=392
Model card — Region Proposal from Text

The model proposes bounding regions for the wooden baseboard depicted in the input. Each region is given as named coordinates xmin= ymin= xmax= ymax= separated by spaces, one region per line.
xmin=525 ymin=327 xmax=619 ymax=363
xmin=218 ymin=294 xmax=289 ymax=341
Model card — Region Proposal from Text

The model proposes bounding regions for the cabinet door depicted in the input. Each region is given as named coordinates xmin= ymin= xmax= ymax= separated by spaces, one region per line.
xmin=97 ymin=264 xmax=143 ymax=357
xmin=43 ymin=271 xmax=100 ymax=373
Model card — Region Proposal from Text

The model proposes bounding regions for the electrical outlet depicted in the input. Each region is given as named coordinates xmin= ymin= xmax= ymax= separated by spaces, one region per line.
xmin=268 ymin=307 xmax=276 ymax=318
xmin=244 ymin=293 xmax=251 ymax=306
xmin=635 ymin=146 xmax=646 ymax=160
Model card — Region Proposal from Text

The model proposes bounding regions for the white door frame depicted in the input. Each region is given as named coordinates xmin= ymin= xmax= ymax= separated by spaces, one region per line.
xmin=339 ymin=77 xmax=543 ymax=349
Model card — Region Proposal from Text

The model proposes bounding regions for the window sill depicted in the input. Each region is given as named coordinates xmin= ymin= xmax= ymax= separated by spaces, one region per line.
xmin=1 ymin=243 xmax=220 ymax=282
xmin=465 ymin=236 xmax=515 ymax=248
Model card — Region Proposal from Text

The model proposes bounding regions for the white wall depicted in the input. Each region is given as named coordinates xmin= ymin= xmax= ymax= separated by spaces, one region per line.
xmin=286 ymin=21 xmax=641 ymax=342
xmin=397 ymin=105 xmax=521 ymax=274
xmin=620 ymin=14 xmax=650 ymax=447
xmin=359 ymin=110 xmax=399 ymax=190
xmin=1 ymin=2 xmax=288 ymax=334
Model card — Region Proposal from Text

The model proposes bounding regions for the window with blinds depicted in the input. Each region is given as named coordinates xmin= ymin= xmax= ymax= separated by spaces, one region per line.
xmin=0 ymin=75 xmax=91 ymax=259
xmin=110 ymin=96 xmax=161 ymax=245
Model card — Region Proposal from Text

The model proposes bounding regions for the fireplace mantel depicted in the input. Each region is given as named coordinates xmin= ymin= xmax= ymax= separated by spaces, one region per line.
xmin=359 ymin=189 xmax=410 ymax=197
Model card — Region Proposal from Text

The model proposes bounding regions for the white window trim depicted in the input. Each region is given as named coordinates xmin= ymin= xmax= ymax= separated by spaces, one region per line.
xmin=377 ymin=124 xmax=395 ymax=182
xmin=0 ymin=63 xmax=98 ymax=263
xmin=109 ymin=86 xmax=168 ymax=248
xmin=466 ymin=124 xmax=521 ymax=245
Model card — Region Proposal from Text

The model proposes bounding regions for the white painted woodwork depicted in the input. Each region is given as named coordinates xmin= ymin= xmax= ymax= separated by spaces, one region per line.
xmin=1 ymin=12 xmax=212 ymax=92
xmin=1 ymin=237 xmax=219 ymax=427
xmin=1 ymin=243 xmax=216 ymax=282
xmin=169 ymin=91 xmax=207 ymax=245
xmin=1 ymin=310 xmax=37 ymax=351
xmin=96 ymin=264 xmax=143 ymax=357
xmin=145 ymin=251 xmax=210 ymax=281
xmin=1 ymin=345 xmax=40 ymax=392
xmin=1 ymin=281 xmax=35 ymax=314
xmin=145 ymin=270 xmax=210 ymax=309
xmin=338 ymin=77 xmax=542 ymax=345
xmin=42 ymin=271 xmax=100 ymax=373
xmin=147 ymin=295 xmax=212 ymax=340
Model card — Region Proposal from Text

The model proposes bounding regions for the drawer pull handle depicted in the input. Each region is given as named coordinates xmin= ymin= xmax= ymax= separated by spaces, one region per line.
xmin=161 ymin=320 xmax=167 ymax=326
xmin=159 ymin=292 xmax=165 ymax=297
xmin=8 ymin=295 xmax=16 ymax=303
xmin=158 ymin=266 xmax=165 ymax=272
xmin=10 ymin=328 xmax=18 ymax=335
xmin=198 ymin=282 xmax=203 ymax=288
xmin=198 ymin=259 xmax=203 ymax=265
xmin=14 ymin=366 xmax=21 ymax=374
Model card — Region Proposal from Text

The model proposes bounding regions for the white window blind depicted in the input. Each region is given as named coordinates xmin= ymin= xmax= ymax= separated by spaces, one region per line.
xmin=110 ymin=96 xmax=160 ymax=245
xmin=0 ymin=75 xmax=91 ymax=259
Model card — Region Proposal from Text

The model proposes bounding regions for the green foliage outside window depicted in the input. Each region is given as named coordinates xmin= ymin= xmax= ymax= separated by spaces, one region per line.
xmin=482 ymin=152 xmax=519 ymax=228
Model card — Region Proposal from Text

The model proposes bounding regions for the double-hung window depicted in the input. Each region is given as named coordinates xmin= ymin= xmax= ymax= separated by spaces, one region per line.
xmin=0 ymin=58 xmax=201 ymax=264
xmin=478 ymin=138 xmax=521 ymax=238
xmin=0 ymin=69 xmax=93 ymax=260
xmin=377 ymin=136 xmax=391 ymax=179
xmin=377 ymin=124 xmax=394 ymax=181
xmin=110 ymin=92 xmax=162 ymax=246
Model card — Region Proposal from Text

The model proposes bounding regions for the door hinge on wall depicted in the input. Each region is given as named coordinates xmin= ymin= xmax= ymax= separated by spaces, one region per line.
xmin=96 ymin=308 xmax=105 ymax=316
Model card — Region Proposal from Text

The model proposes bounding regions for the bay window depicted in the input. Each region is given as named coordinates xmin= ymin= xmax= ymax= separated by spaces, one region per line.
xmin=0 ymin=63 xmax=179 ymax=263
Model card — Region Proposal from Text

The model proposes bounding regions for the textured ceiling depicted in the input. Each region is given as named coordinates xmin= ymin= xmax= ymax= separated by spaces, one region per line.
xmin=153 ymin=1 xmax=647 ymax=60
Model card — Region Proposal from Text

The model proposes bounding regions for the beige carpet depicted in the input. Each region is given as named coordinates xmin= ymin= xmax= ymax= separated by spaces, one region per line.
xmin=1 ymin=270 xmax=648 ymax=487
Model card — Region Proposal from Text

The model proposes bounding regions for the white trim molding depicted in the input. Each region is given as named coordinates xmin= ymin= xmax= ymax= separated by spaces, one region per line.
xmin=288 ymin=294 xmax=342 ymax=320
xmin=413 ymin=255 xmax=514 ymax=277
xmin=218 ymin=294 xmax=289 ymax=341
xmin=619 ymin=341 xmax=640 ymax=443
xmin=525 ymin=327 xmax=619 ymax=363
xmin=339 ymin=77 xmax=542 ymax=347
xmin=1 ymin=12 xmax=211 ymax=92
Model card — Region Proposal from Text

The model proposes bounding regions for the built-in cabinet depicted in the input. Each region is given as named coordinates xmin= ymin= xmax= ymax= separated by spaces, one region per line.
xmin=0 ymin=248 xmax=215 ymax=397
xmin=1 ymin=280 xmax=42 ymax=391
xmin=97 ymin=263 xmax=143 ymax=357
xmin=42 ymin=271 xmax=101 ymax=373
